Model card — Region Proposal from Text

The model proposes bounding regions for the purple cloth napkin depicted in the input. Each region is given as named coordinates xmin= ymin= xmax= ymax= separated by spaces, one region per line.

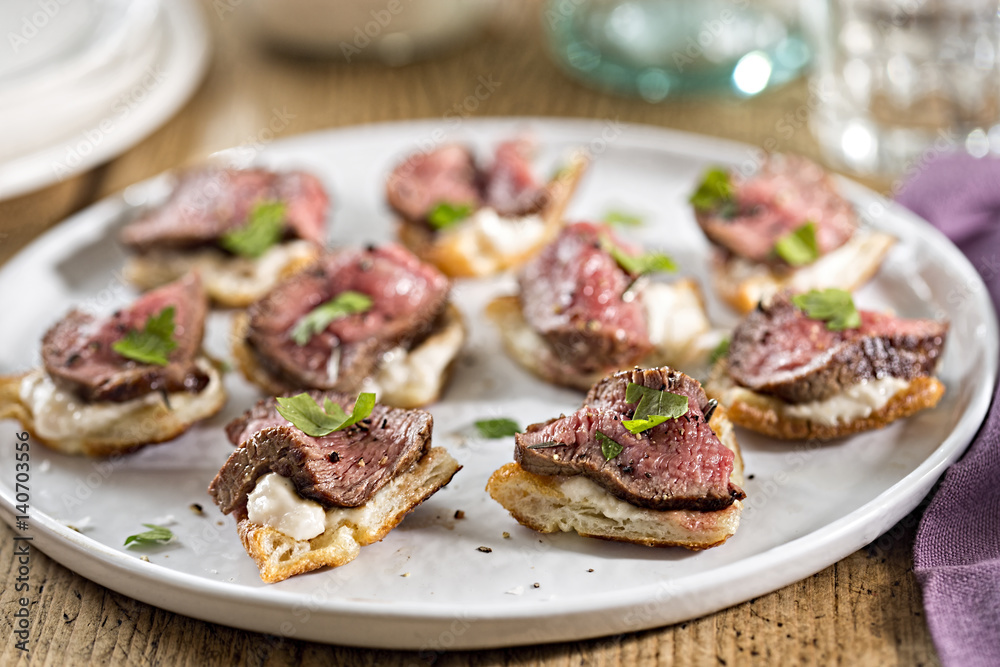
xmin=896 ymin=154 xmax=1000 ymax=667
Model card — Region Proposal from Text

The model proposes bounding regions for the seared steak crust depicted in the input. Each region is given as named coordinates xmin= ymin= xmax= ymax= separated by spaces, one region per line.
xmin=245 ymin=244 xmax=450 ymax=391
xmin=120 ymin=167 xmax=328 ymax=252
xmin=210 ymin=391 xmax=433 ymax=512
xmin=515 ymin=367 xmax=744 ymax=511
xmin=518 ymin=222 xmax=651 ymax=373
xmin=727 ymin=292 xmax=948 ymax=403
xmin=41 ymin=273 xmax=209 ymax=403
xmin=695 ymin=154 xmax=856 ymax=264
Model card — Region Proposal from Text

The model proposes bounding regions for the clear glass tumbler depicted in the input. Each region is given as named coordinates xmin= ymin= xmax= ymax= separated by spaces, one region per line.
xmin=544 ymin=0 xmax=811 ymax=100
xmin=809 ymin=0 xmax=1000 ymax=177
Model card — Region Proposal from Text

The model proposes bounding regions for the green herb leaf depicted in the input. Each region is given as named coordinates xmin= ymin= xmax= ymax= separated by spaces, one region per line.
xmin=290 ymin=291 xmax=373 ymax=346
xmin=602 ymin=210 xmax=644 ymax=227
xmin=275 ymin=392 xmax=376 ymax=437
xmin=475 ymin=418 xmax=521 ymax=438
xmin=124 ymin=523 xmax=175 ymax=547
xmin=690 ymin=167 xmax=733 ymax=212
xmin=774 ymin=221 xmax=819 ymax=266
xmin=792 ymin=288 xmax=862 ymax=331
xmin=219 ymin=201 xmax=287 ymax=259
xmin=621 ymin=414 xmax=671 ymax=434
xmin=111 ymin=306 xmax=178 ymax=366
xmin=427 ymin=201 xmax=474 ymax=230
xmin=601 ymin=237 xmax=678 ymax=276
xmin=596 ymin=431 xmax=624 ymax=461
xmin=621 ymin=382 xmax=689 ymax=434
xmin=709 ymin=337 xmax=730 ymax=365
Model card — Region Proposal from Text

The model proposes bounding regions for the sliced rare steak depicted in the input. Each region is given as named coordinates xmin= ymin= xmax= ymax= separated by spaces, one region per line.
xmin=120 ymin=167 xmax=328 ymax=252
xmin=518 ymin=222 xmax=651 ymax=373
xmin=41 ymin=273 xmax=209 ymax=403
xmin=727 ymin=292 xmax=948 ymax=403
xmin=515 ymin=367 xmax=744 ymax=511
xmin=386 ymin=138 xmax=546 ymax=225
xmin=386 ymin=144 xmax=481 ymax=223
xmin=586 ymin=367 xmax=713 ymax=415
xmin=483 ymin=138 xmax=548 ymax=217
xmin=245 ymin=244 xmax=450 ymax=391
xmin=695 ymin=154 xmax=857 ymax=264
xmin=209 ymin=391 xmax=433 ymax=512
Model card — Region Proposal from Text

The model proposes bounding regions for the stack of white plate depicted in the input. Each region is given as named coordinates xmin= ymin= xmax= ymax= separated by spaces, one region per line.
xmin=0 ymin=0 xmax=210 ymax=200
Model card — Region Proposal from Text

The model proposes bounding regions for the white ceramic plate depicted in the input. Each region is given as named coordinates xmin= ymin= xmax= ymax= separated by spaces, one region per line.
xmin=0 ymin=0 xmax=210 ymax=200
xmin=0 ymin=119 xmax=994 ymax=650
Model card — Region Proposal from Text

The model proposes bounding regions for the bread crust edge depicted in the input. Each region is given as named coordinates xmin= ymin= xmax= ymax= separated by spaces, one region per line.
xmin=705 ymin=360 xmax=945 ymax=440
xmin=234 ymin=447 xmax=462 ymax=583
xmin=0 ymin=362 xmax=227 ymax=457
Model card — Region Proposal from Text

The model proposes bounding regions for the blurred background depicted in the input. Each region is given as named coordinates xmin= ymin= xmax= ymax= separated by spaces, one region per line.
xmin=2 ymin=0 xmax=987 ymax=663
xmin=4 ymin=0 xmax=998 ymax=267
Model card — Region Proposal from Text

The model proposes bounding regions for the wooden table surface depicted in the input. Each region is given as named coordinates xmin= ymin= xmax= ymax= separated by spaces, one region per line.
xmin=0 ymin=2 xmax=940 ymax=665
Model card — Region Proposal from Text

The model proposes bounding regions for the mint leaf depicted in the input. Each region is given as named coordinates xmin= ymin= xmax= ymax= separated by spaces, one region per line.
xmin=602 ymin=210 xmax=643 ymax=227
xmin=690 ymin=167 xmax=733 ymax=212
xmin=621 ymin=415 xmax=671 ymax=434
xmin=111 ymin=306 xmax=178 ymax=366
xmin=621 ymin=382 xmax=689 ymax=434
xmin=427 ymin=201 xmax=474 ymax=230
xmin=550 ymin=164 xmax=571 ymax=181
xmin=291 ymin=291 xmax=373 ymax=346
xmin=774 ymin=221 xmax=819 ymax=266
xmin=792 ymin=289 xmax=861 ymax=331
xmin=475 ymin=418 xmax=521 ymax=438
xmin=124 ymin=523 xmax=175 ymax=547
xmin=595 ymin=431 xmax=624 ymax=461
xmin=275 ymin=392 xmax=376 ymax=437
xmin=601 ymin=237 xmax=677 ymax=276
xmin=219 ymin=201 xmax=287 ymax=258
xmin=709 ymin=337 xmax=730 ymax=365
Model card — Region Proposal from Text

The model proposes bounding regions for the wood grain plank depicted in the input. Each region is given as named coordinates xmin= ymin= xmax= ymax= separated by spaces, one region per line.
xmin=0 ymin=511 xmax=937 ymax=665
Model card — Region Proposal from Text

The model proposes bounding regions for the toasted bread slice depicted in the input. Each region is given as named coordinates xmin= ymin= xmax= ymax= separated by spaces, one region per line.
xmin=396 ymin=151 xmax=588 ymax=278
xmin=233 ymin=303 xmax=466 ymax=408
xmin=486 ymin=405 xmax=744 ymax=549
xmin=0 ymin=358 xmax=227 ymax=457
xmin=486 ymin=279 xmax=721 ymax=390
xmin=235 ymin=447 xmax=461 ymax=583
xmin=123 ymin=240 xmax=320 ymax=308
xmin=713 ymin=230 xmax=895 ymax=313
xmin=704 ymin=359 xmax=945 ymax=440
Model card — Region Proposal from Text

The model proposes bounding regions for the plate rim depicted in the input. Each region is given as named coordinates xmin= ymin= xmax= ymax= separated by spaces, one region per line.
xmin=0 ymin=117 xmax=995 ymax=649
xmin=0 ymin=0 xmax=210 ymax=200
